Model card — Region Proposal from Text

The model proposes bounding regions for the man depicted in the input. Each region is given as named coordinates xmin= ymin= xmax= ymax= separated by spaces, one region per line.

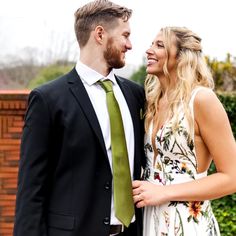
xmin=13 ymin=0 xmax=145 ymax=235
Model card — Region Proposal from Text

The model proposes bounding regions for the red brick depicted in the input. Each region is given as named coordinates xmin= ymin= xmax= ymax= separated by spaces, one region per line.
xmin=3 ymin=182 xmax=17 ymax=189
xmin=8 ymin=127 xmax=23 ymax=133
xmin=0 ymin=200 xmax=15 ymax=206
xmin=0 ymin=167 xmax=18 ymax=173
xmin=0 ymin=173 xmax=17 ymax=178
xmin=0 ymin=195 xmax=16 ymax=200
xmin=2 ymin=178 xmax=17 ymax=185
xmin=5 ymin=155 xmax=20 ymax=161
xmin=0 ymin=222 xmax=14 ymax=227
xmin=0 ymin=91 xmax=29 ymax=235
xmin=12 ymin=121 xmax=24 ymax=127
xmin=1 ymin=209 xmax=15 ymax=217
xmin=0 ymin=146 xmax=19 ymax=151
xmin=0 ymin=228 xmax=13 ymax=235
xmin=0 ymin=139 xmax=21 ymax=145
xmin=12 ymin=117 xmax=22 ymax=121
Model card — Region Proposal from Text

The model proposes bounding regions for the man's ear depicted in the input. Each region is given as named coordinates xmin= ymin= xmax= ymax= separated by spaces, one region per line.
xmin=94 ymin=25 xmax=105 ymax=44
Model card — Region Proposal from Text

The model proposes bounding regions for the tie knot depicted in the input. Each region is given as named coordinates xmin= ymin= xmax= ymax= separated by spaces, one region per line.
xmin=99 ymin=79 xmax=113 ymax=93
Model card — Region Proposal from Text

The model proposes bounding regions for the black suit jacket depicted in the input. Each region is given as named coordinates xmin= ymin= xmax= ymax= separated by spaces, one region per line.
xmin=14 ymin=68 xmax=145 ymax=236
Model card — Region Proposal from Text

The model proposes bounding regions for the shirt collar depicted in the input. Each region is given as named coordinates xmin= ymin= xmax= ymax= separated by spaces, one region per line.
xmin=75 ymin=60 xmax=117 ymax=86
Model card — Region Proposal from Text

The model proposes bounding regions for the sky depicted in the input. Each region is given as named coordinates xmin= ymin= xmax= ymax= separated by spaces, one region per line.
xmin=0 ymin=0 xmax=236 ymax=67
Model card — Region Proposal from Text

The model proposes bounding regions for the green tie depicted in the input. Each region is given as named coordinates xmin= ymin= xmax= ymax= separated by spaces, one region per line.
xmin=99 ymin=79 xmax=134 ymax=227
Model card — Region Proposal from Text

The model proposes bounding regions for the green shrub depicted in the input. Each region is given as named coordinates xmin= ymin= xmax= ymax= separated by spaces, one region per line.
xmin=28 ymin=63 xmax=74 ymax=89
xmin=209 ymin=162 xmax=236 ymax=236
xmin=212 ymin=194 xmax=236 ymax=236
xmin=130 ymin=65 xmax=146 ymax=85
xmin=210 ymin=92 xmax=236 ymax=236
xmin=217 ymin=92 xmax=236 ymax=138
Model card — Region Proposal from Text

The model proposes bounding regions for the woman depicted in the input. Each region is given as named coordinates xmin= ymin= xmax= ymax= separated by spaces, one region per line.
xmin=132 ymin=26 xmax=236 ymax=235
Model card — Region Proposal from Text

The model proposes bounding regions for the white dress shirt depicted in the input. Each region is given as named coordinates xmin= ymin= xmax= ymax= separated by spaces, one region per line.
xmin=75 ymin=60 xmax=135 ymax=225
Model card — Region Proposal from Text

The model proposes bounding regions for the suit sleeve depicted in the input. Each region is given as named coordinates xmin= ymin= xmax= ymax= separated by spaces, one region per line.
xmin=14 ymin=89 xmax=52 ymax=236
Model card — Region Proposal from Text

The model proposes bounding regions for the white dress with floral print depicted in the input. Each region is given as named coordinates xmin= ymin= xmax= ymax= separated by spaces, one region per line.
xmin=143 ymin=87 xmax=220 ymax=236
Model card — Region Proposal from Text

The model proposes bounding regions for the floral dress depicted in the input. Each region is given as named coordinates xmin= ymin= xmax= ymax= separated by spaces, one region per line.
xmin=142 ymin=87 xmax=220 ymax=236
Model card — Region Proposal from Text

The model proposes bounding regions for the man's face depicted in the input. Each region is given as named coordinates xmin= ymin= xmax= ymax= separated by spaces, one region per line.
xmin=103 ymin=19 xmax=132 ymax=69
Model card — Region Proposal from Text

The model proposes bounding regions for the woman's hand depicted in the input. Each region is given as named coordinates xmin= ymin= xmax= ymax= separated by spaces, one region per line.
xmin=132 ymin=180 xmax=169 ymax=208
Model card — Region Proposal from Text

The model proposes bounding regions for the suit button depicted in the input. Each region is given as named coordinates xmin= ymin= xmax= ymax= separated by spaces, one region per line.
xmin=103 ymin=217 xmax=110 ymax=225
xmin=104 ymin=182 xmax=110 ymax=190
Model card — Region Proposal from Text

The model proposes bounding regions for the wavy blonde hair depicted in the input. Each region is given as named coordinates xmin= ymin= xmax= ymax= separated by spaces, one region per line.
xmin=145 ymin=26 xmax=214 ymax=142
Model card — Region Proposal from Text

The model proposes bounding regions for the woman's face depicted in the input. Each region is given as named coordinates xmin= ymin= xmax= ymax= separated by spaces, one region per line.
xmin=146 ymin=31 xmax=178 ymax=77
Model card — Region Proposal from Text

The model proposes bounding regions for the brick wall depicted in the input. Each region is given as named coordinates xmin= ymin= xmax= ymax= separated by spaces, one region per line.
xmin=0 ymin=90 xmax=29 ymax=236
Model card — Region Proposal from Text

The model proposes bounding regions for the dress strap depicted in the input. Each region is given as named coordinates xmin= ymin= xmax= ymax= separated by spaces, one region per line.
xmin=189 ymin=86 xmax=212 ymax=118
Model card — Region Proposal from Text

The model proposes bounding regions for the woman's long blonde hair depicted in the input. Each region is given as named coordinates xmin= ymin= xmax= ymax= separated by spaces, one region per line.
xmin=145 ymin=26 xmax=214 ymax=141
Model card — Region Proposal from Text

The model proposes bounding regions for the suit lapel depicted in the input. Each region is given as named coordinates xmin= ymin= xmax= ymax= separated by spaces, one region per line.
xmin=67 ymin=68 xmax=107 ymax=157
xmin=116 ymin=77 xmax=139 ymax=130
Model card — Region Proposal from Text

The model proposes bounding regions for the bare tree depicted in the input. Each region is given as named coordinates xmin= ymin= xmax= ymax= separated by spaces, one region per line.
xmin=0 ymin=30 xmax=78 ymax=89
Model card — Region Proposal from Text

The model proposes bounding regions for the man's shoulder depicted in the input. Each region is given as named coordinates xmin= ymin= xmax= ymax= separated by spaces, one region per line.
xmin=115 ymin=75 xmax=143 ymax=91
xmin=115 ymin=75 xmax=145 ymax=104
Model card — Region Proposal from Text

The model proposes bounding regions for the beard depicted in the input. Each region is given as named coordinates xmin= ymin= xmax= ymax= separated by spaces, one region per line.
xmin=103 ymin=37 xmax=125 ymax=69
